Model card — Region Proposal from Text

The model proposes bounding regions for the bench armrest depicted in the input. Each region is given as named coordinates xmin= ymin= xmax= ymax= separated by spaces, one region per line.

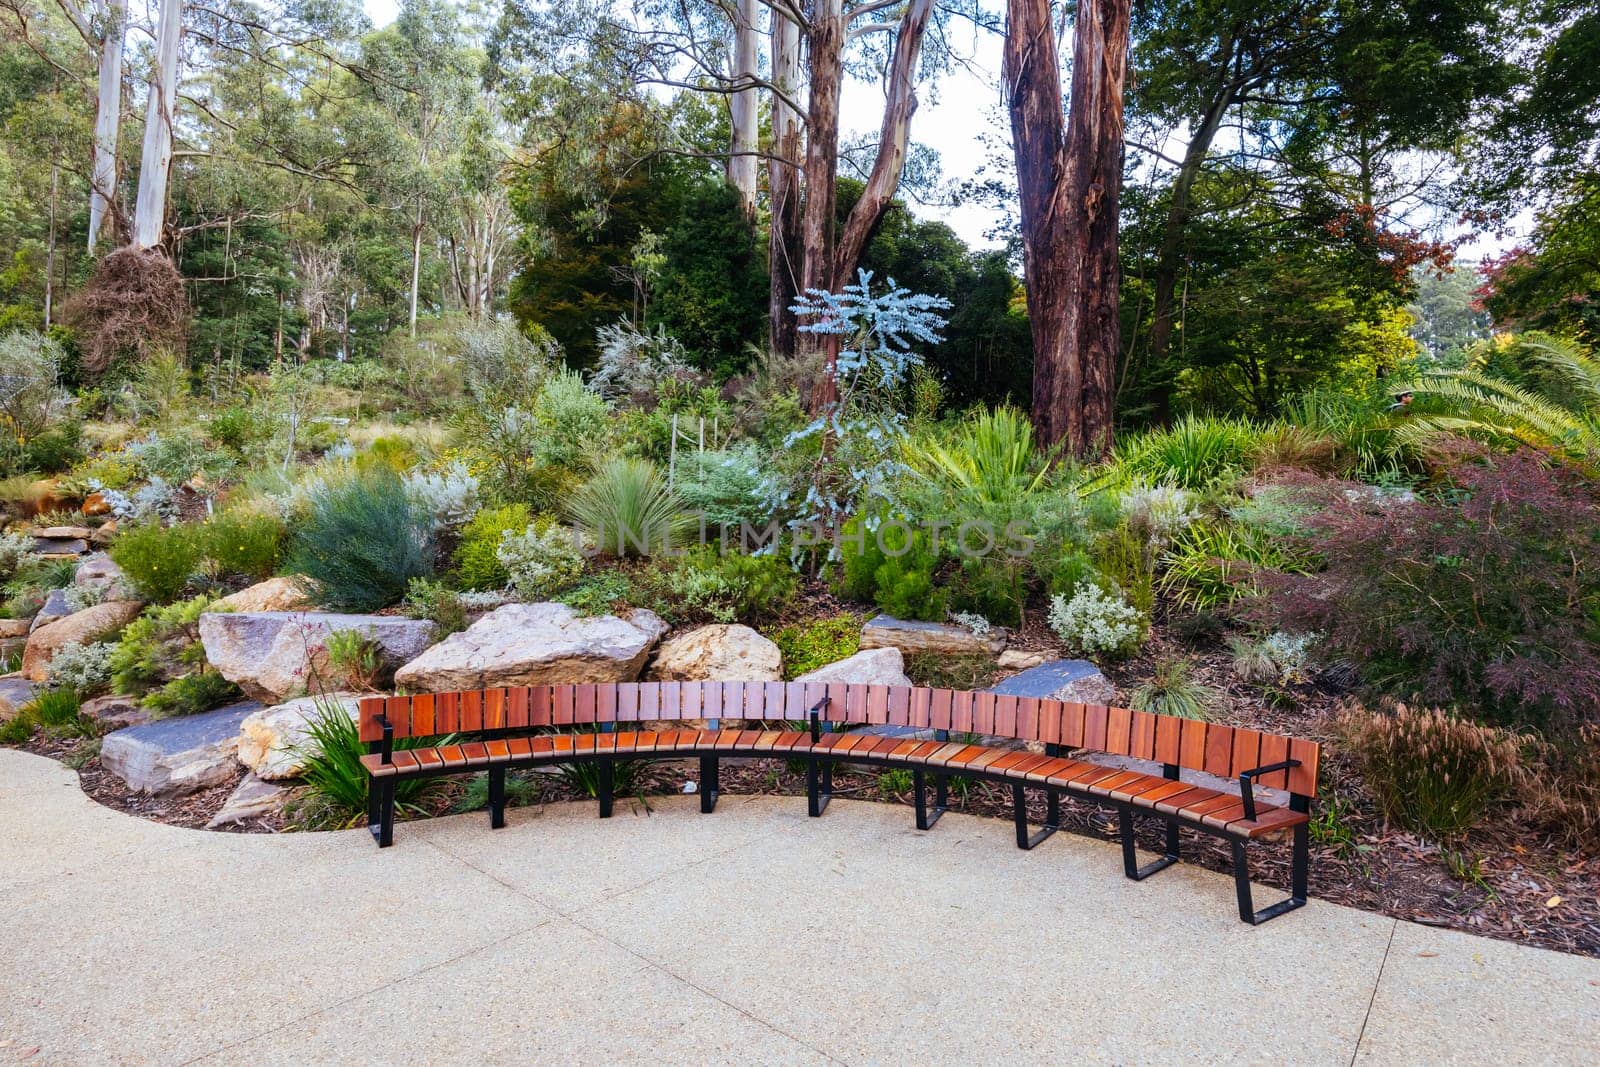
xmin=1237 ymin=759 xmax=1300 ymax=820
xmin=807 ymin=696 xmax=833 ymax=742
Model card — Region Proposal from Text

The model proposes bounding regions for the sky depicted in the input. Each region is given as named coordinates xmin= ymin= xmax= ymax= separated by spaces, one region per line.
xmin=361 ymin=1 xmax=1519 ymax=262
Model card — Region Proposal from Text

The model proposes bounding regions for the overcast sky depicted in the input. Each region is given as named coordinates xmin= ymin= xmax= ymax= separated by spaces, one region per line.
xmin=361 ymin=1 xmax=1516 ymax=263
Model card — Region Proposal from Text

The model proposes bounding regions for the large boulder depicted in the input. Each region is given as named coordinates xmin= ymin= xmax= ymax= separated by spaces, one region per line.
xmin=198 ymin=611 xmax=435 ymax=703
xmin=794 ymin=647 xmax=912 ymax=687
xmin=859 ymin=614 xmax=1006 ymax=658
xmin=237 ymin=692 xmax=360 ymax=781
xmin=212 ymin=577 xmax=313 ymax=614
xmin=394 ymin=602 xmax=668 ymax=692
xmin=21 ymin=600 xmax=143 ymax=681
xmin=986 ymin=658 xmax=1115 ymax=706
xmin=0 ymin=676 xmax=39 ymax=723
xmin=0 ymin=618 xmax=29 ymax=640
xmin=99 ymin=701 xmax=263 ymax=796
xmin=647 ymin=624 xmax=783 ymax=682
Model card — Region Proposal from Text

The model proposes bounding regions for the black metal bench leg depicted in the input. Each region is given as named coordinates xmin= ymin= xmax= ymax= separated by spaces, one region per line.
xmin=1119 ymin=810 xmax=1180 ymax=880
xmin=699 ymin=756 xmax=719 ymax=813
xmin=1230 ymin=822 xmax=1309 ymax=925
xmin=367 ymin=775 xmax=383 ymax=845
xmin=1012 ymin=783 xmax=1058 ymax=850
xmin=487 ymin=766 xmax=506 ymax=829
xmin=597 ymin=759 xmax=614 ymax=819
xmin=377 ymin=778 xmax=396 ymax=848
xmin=807 ymin=758 xmax=832 ymax=817
xmin=913 ymin=768 xmax=946 ymax=831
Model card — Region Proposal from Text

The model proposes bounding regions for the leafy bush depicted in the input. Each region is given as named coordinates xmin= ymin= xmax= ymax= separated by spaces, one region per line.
xmin=1340 ymin=704 xmax=1522 ymax=838
xmin=110 ymin=523 xmax=204 ymax=603
xmin=0 ymin=331 xmax=71 ymax=476
xmin=285 ymin=467 xmax=435 ymax=612
xmin=659 ymin=548 xmax=798 ymax=624
xmin=456 ymin=317 xmax=556 ymax=404
xmin=289 ymin=697 xmax=450 ymax=829
xmin=199 ymin=512 xmax=284 ymax=582
xmin=567 ymin=457 xmax=689 ymax=558
xmin=1254 ymin=452 xmax=1600 ymax=729
xmin=497 ymin=522 xmax=587 ymax=599
xmin=453 ymin=503 xmax=532 ymax=590
xmin=676 ymin=444 xmax=786 ymax=530
xmin=767 ymin=615 xmax=861 ymax=679
xmin=554 ymin=571 xmax=633 ymax=616
xmin=533 ymin=369 xmax=611 ymax=471
xmin=590 ymin=322 xmax=698 ymax=403
xmin=402 ymin=577 xmax=469 ymax=636
xmin=2 ymin=556 xmax=75 ymax=618
xmin=1131 ymin=658 xmax=1219 ymax=720
xmin=0 ymin=530 xmax=31 ymax=579
xmin=126 ymin=430 xmax=234 ymax=484
xmin=44 ymin=641 xmax=114 ymax=695
xmin=404 ymin=461 xmax=481 ymax=531
xmin=323 ymin=630 xmax=382 ymax=692
xmin=837 ymin=511 xmax=947 ymax=622
xmin=109 ymin=595 xmax=234 ymax=713
xmin=1047 ymin=582 xmax=1144 ymax=657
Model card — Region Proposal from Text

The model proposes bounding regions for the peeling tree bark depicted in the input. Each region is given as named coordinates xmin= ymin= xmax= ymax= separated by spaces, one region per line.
xmin=726 ymin=0 xmax=761 ymax=217
xmin=1005 ymin=0 xmax=1127 ymax=456
xmin=88 ymin=0 xmax=125 ymax=254
xmin=767 ymin=9 xmax=804 ymax=360
xmin=131 ymin=0 xmax=182 ymax=250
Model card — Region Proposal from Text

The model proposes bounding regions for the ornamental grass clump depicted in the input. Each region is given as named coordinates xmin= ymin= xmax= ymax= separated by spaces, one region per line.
xmin=284 ymin=467 xmax=434 ymax=612
xmin=1339 ymin=704 xmax=1523 ymax=839
xmin=567 ymin=457 xmax=690 ymax=558
xmin=289 ymin=696 xmax=451 ymax=829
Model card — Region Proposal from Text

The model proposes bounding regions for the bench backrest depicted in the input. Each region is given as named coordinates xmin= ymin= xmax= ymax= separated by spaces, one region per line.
xmin=359 ymin=682 xmax=1319 ymax=797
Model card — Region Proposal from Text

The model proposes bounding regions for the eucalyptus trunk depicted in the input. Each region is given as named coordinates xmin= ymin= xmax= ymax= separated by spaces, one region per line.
xmin=726 ymin=0 xmax=761 ymax=217
xmin=767 ymin=10 xmax=804 ymax=360
xmin=88 ymin=0 xmax=125 ymax=254
xmin=131 ymin=0 xmax=182 ymax=250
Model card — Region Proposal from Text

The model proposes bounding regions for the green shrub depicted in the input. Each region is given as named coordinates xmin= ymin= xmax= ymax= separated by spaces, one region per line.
xmin=1131 ymin=658 xmax=1219 ymax=720
xmin=837 ymin=512 xmax=947 ymax=621
xmin=143 ymin=672 xmax=240 ymax=717
xmin=22 ymin=423 xmax=84 ymax=474
xmin=555 ymin=571 xmax=633 ymax=616
xmin=1159 ymin=521 xmax=1295 ymax=612
xmin=109 ymin=595 xmax=217 ymax=698
xmin=1116 ymin=414 xmax=1258 ymax=489
xmin=285 ymin=467 xmax=434 ymax=612
xmin=676 ymin=444 xmax=785 ymax=530
xmin=402 ymin=577 xmax=469 ymax=636
xmin=767 ymin=615 xmax=861 ymax=679
xmin=878 ymin=768 xmax=913 ymax=798
xmin=454 ymin=503 xmax=533 ymax=590
xmin=1093 ymin=522 xmax=1156 ymax=617
xmin=1047 ymin=582 xmax=1145 ymax=658
xmin=661 ymin=549 xmax=798 ymax=624
xmin=110 ymin=523 xmax=204 ymax=603
xmin=44 ymin=641 xmax=114 ymax=695
xmin=2 ymin=555 xmax=75 ymax=618
xmin=450 ymin=769 xmax=542 ymax=813
xmin=0 ymin=712 xmax=34 ymax=744
xmin=1340 ymin=704 xmax=1522 ymax=839
xmin=209 ymin=404 xmax=269 ymax=455
xmin=24 ymin=688 xmax=90 ymax=736
xmin=199 ymin=512 xmax=284 ymax=582
xmin=289 ymin=696 xmax=454 ymax=829
xmin=567 ymin=457 xmax=690 ymax=558
xmin=497 ymin=521 xmax=586 ymax=599
xmin=128 ymin=429 xmax=234 ymax=484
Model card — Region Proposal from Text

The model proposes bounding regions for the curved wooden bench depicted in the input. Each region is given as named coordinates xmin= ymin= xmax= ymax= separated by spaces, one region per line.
xmin=358 ymin=682 xmax=1319 ymax=925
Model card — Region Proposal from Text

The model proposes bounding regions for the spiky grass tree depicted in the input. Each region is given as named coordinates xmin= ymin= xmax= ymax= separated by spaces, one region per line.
xmin=1403 ymin=332 xmax=1600 ymax=471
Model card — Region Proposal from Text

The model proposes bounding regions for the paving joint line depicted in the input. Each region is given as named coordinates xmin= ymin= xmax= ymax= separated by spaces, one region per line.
xmin=1348 ymin=918 xmax=1399 ymax=1066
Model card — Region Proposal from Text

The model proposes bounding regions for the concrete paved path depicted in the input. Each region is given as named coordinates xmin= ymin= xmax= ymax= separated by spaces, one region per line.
xmin=2 ymin=748 xmax=1597 ymax=1065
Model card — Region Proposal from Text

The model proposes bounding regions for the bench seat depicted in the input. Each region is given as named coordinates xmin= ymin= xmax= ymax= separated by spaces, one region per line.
xmin=362 ymin=727 xmax=1308 ymax=840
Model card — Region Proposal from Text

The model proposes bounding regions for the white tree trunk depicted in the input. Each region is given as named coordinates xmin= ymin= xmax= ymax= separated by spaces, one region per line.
xmin=725 ymin=0 xmax=760 ymax=216
xmin=408 ymin=205 xmax=423 ymax=336
xmin=131 ymin=0 xmax=181 ymax=250
xmin=87 ymin=0 xmax=125 ymax=254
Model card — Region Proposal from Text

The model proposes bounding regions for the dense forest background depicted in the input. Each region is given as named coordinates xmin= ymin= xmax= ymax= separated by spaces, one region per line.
xmin=0 ymin=0 xmax=1594 ymax=421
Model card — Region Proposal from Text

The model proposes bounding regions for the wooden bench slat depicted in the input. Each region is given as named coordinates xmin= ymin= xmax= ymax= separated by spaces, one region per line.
xmin=1203 ymin=723 xmax=1234 ymax=777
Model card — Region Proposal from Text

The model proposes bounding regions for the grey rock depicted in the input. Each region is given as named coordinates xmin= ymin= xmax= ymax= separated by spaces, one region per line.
xmin=859 ymin=614 xmax=1006 ymax=658
xmin=30 ymin=588 xmax=73 ymax=632
xmin=73 ymin=552 xmax=125 ymax=589
xmin=100 ymin=702 xmax=263 ymax=796
xmin=198 ymin=611 xmax=436 ymax=702
xmin=394 ymin=602 xmax=668 ymax=692
xmin=0 ymin=676 xmax=39 ymax=722
xmin=986 ymin=658 xmax=1115 ymax=706
xmin=31 ymin=537 xmax=88 ymax=556
xmin=794 ymin=647 xmax=912 ymax=687
xmin=206 ymin=773 xmax=300 ymax=829
xmin=79 ymin=694 xmax=153 ymax=731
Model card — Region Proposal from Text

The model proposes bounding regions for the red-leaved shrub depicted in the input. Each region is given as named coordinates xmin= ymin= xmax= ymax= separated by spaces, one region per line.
xmin=1254 ymin=450 xmax=1600 ymax=731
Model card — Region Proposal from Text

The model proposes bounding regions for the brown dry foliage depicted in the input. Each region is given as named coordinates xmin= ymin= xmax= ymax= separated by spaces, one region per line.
xmin=64 ymin=247 xmax=189 ymax=375
xmin=1518 ymin=724 xmax=1600 ymax=850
